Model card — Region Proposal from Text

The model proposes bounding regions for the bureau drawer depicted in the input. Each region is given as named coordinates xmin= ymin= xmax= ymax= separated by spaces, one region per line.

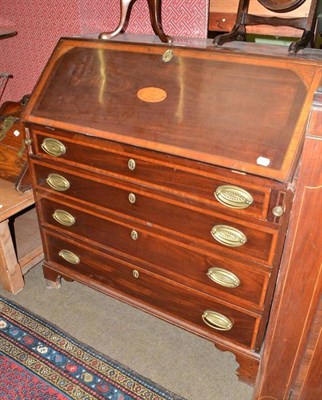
xmin=33 ymin=162 xmax=278 ymax=265
xmin=31 ymin=128 xmax=272 ymax=220
xmin=44 ymin=231 xmax=260 ymax=349
xmin=39 ymin=197 xmax=270 ymax=309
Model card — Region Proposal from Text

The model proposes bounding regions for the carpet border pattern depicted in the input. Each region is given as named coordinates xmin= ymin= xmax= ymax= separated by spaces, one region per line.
xmin=0 ymin=296 xmax=185 ymax=400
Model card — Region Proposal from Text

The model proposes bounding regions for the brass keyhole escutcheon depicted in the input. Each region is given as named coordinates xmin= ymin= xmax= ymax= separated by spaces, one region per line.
xmin=128 ymin=193 xmax=136 ymax=204
xmin=162 ymin=49 xmax=173 ymax=62
xmin=128 ymin=159 xmax=136 ymax=171
xmin=132 ymin=270 xmax=140 ymax=279
xmin=131 ymin=230 xmax=138 ymax=240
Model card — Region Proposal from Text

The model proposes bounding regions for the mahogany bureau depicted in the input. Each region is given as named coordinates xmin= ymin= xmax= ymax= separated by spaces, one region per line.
xmin=22 ymin=37 xmax=322 ymax=388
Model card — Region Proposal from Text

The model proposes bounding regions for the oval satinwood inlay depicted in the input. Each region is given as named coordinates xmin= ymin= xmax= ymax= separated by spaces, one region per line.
xmin=137 ymin=87 xmax=167 ymax=103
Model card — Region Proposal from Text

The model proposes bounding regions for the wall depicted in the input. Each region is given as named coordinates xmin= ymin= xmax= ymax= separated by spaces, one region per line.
xmin=0 ymin=0 xmax=208 ymax=104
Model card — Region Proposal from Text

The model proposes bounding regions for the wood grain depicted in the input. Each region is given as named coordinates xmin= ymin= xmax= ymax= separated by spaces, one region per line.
xmin=38 ymin=196 xmax=271 ymax=310
xmin=43 ymin=229 xmax=260 ymax=349
xmin=32 ymin=161 xmax=279 ymax=266
xmin=23 ymin=39 xmax=321 ymax=181
xmin=32 ymin=128 xmax=274 ymax=221
xmin=23 ymin=39 xmax=322 ymax=390
xmin=254 ymin=82 xmax=322 ymax=400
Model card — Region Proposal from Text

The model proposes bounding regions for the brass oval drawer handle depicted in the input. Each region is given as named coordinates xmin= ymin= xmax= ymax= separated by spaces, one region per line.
xmin=58 ymin=249 xmax=80 ymax=264
xmin=214 ymin=185 xmax=253 ymax=209
xmin=46 ymin=173 xmax=70 ymax=192
xmin=128 ymin=159 xmax=136 ymax=171
xmin=128 ymin=193 xmax=136 ymax=204
xmin=207 ymin=267 xmax=240 ymax=288
xmin=202 ymin=310 xmax=233 ymax=331
xmin=52 ymin=209 xmax=76 ymax=227
xmin=41 ymin=138 xmax=66 ymax=157
xmin=211 ymin=225 xmax=247 ymax=248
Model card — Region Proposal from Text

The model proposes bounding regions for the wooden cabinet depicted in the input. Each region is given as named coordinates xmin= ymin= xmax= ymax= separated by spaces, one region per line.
xmin=22 ymin=38 xmax=322 ymax=390
xmin=209 ymin=0 xmax=312 ymax=35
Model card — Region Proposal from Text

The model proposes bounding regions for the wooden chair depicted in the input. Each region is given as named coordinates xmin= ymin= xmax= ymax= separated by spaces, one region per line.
xmin=213 ymin=0 xmax=319 ymax=53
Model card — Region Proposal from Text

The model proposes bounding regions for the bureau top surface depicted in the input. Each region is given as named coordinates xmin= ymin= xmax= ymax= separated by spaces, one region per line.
xmin=23 ymin=38 xmax=322 ymax=181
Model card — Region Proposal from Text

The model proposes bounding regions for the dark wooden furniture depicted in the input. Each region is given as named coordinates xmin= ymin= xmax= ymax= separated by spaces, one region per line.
xmin=0 ymin=97 xmax=32 ymax=192
xmin=213 ymin=0 xmax=319 ymax=53
xmin=99 ymin=0 xmax=171 ymax=43
xmin=22 ymin=37 xmax=322 ymax=394
xmin=209 ymin=0 xmax=312 ymax=36
xmin=254 ymin=80 xmax=322 ymax=400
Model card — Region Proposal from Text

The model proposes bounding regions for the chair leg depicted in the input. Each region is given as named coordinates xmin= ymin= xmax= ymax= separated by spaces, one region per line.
xmin=147 ymin=0 xmax=172 ymax=43
xmin=213 ymin=24 xmax=246 ymax=46
xmin=99 ymin=0 xmax=134 ymax=40
xmin=213 ymin=0 xmax=249 ymax=46
xmin=99 ymin=0 xmax=171 ymax=43
xmin=289 ymin=30 xmax=314 ymax=53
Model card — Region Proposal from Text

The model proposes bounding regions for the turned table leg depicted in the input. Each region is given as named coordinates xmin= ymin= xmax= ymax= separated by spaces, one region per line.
xmin=99 ymin=0 xmax=133 ymax=40
xmin=0 ymin=219 xmax=24 ymax=294
xmin=99 ymin=0 xmax=171 ymax=43
xmin=147 ymin=0 xmax=172 ymax=43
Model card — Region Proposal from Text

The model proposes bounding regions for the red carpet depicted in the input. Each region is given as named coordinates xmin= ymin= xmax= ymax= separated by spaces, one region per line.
xmin=0 ymin=296 xmax=185 ymax=400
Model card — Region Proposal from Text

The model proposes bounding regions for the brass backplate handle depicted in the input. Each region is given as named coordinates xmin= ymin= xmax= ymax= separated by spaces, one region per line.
xmin=202 ymin=310 xmax=233 ymax=331
xmin=53 ymin=209 xmax=76 ymax=227
xmin=58 ymin=249 xmax=80 ymax=265
xmin=46 ymin=173 xmax=70 ymax=192
xmin=41 ymin=138 xmax=66 ymax=157
xmin=207 ymin=267 xmax=240 ymax=288
xmin=211 ymin=225 xmax=247 ymax=248
xmin=214 ymin=185 xmax=253 ymax=209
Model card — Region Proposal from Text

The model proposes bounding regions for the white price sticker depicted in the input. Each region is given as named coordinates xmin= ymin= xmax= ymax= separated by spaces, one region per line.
xmin=256 ymin=156 xmax=271 ymax=167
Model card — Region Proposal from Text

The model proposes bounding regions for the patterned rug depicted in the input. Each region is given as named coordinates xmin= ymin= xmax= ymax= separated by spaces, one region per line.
xmin=0 ymin=296 xmax=185 ymax=400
